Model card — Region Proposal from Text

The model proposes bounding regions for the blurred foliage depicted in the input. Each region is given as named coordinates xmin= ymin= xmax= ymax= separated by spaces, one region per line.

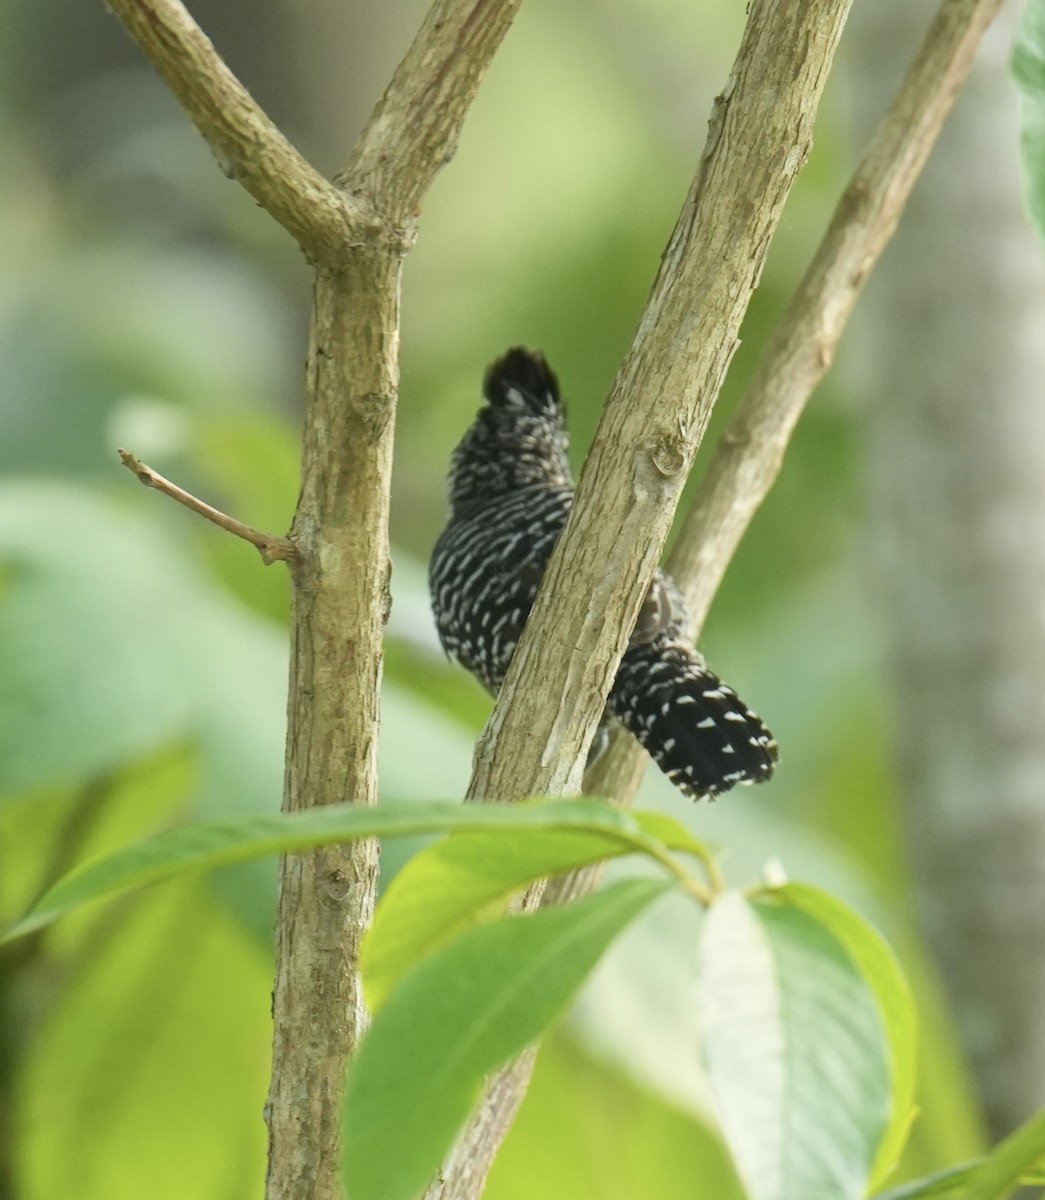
xmin=1015 ymin=0 xmax=1045 ymax=245
xmin=0 ymin=0 xmax=990 ymax=1197
xmin=489 ymin=1030 xmax=748 ymax=1200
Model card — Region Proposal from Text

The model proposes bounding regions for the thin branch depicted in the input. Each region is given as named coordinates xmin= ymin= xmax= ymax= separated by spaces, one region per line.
xmin=117 ymin=449 xmax=297 ymax=565
xmin=338 ymin=0 xmax=524 ymax=228
xmin=587 ymin=0 xmax=1006 ymax=810
xmin=670 ymin=0 xmax=1006 ymax=635
xmin=106 ymin=0 xmax=523 ymax=255
xmin=105 ymin=0 xmax=360 ymax=260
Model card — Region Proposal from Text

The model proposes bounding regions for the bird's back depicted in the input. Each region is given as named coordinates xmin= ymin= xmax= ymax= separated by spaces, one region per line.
xmin=430 ymin=483 xmax=572 ymax=693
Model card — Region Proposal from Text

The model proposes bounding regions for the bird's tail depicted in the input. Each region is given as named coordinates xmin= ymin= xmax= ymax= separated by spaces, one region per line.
xmin=608 ymin=639 xmax=777 ymax=799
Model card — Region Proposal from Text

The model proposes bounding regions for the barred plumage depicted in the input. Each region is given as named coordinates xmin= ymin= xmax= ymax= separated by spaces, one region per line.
xmin=429 ymin=347 xmax=777 ymax=799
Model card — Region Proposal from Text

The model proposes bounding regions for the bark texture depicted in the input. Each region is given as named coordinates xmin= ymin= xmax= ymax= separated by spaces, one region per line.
xmin=267 ymin=252 xmax=400 ymax=1197
xmin=854 ymin=0 xmax=1045 ymax=1136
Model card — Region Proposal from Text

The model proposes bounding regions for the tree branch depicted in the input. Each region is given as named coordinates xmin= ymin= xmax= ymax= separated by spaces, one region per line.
xmin=268 ymin=7 xmax=522 ymax=1200
xmin=117 ymin=449 xmax=297 ymax=564
xmin=107 ymin=1 xmax=525 ymax=1198
xmin=338 ymin=0 xmax=524 ymax=228
xmin=586 ymin=0 xmax=1005 ymax=811
xmin=106 ymin=0 xmax=521 ymax=257
xmin=432 ymin=0 xmax=1005 ymax=1192
xmin=105 ymin=0 xmax=360 ymax=260
xmin=669 ymin=0 xmax=1006 ymax=636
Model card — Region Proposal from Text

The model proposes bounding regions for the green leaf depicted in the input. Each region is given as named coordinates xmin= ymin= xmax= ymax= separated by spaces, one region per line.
xmin=873 ymin=1161 xmax=978 ymax=1199
xmin=1014 ymin=0 xmax=1045 ymax=244
xmin=777 ymin=883 xmax=917 ymax=1187
xmin=960 ymin=1106 xmax=1045 ymax=1200
xmin=3 ymin=799 xmax=676 ymax=943
xmin=342 ymin=877 xmax=675 ymax=1200
xmin=696 ymin=890 xmax=892 ymax=1200
xmin=363 ymin=807 xmax=709 ymax=1011
xmin=875 ymin=1156 xmax=1045 ymax=1200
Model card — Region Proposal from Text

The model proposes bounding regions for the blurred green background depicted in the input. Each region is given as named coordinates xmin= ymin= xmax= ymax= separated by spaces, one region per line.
xmin=0 ymin=1 xmax=997 ymax=1197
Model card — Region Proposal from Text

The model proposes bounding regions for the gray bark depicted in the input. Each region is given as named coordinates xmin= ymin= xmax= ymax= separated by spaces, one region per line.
xmin=853 ymin=0 xmax=1045 ymax=1136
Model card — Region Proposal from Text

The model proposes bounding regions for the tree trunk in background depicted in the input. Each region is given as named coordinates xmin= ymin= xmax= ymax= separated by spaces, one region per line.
xmin=851 ymin=0 xmax=1045 ymax=1137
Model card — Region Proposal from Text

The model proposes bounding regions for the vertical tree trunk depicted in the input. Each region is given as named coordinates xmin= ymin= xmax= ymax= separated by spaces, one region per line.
xmin=854 ymin=0 xmax=1045 ymax=1136
xmin=266 ymin=254 xmax=399 ymax=1199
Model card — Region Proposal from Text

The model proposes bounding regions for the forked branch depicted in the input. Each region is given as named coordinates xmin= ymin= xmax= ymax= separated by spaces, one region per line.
xmin=106 ymin=3 xmax=526 ymax=1200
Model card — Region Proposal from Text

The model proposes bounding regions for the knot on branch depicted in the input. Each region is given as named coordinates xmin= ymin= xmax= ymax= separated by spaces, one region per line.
xmin=649 ymin=433 xmax=688 ymax=478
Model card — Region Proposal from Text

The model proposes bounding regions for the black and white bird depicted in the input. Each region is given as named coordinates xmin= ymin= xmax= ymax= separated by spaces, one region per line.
xmin=428 ymin=347 xmax=777 ymax=799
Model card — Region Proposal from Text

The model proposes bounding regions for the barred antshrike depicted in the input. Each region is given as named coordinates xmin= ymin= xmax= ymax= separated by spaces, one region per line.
xmin=428 ymin=348 xmax=777 ymax=799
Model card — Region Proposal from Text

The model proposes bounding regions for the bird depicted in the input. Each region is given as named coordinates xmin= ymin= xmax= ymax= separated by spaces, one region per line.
xmin=428 ymin=347 xmax=777 ymax=799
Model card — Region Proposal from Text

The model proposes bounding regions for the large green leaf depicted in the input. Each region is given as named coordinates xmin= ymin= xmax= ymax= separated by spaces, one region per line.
xmin=778 ymin=883 xmax=917 ymax=1188
xmin=1014 ymin=0 xmax=1045 ymax=244
xmin=363 ymin=809 xmax=711 ymax=1010
xmin=342 ymin=877 xmax=675 ymax=1200
xmin=3 ymin=799 xmax=679 ymax=943
xmin=696 ymin=890 xmax=892 ymax=1200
